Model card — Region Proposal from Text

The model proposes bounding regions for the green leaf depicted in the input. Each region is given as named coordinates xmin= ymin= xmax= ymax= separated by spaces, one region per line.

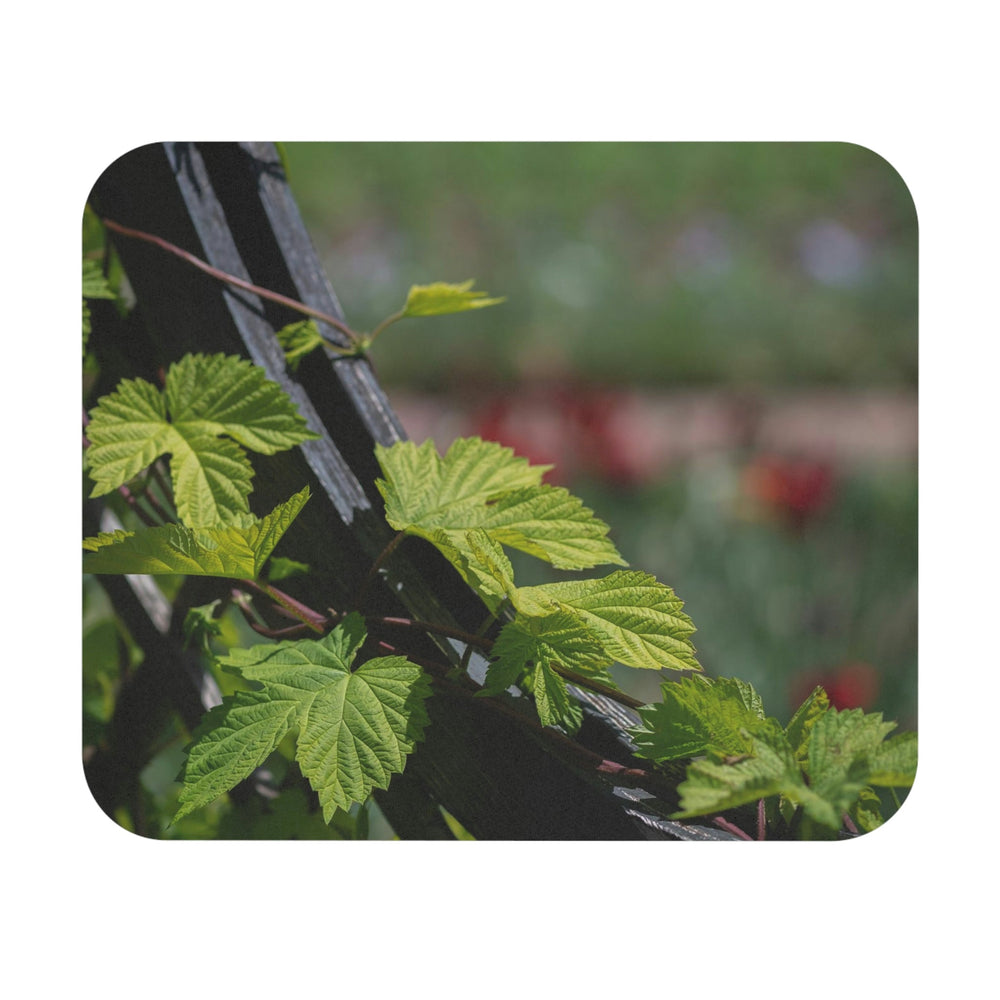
xmin=86 ymin=353 xmax=320 ymax=526
xmin=82 ymin=258 xmax=116 ymax=300
xmin=399 ymin=280 xmax=505 ymax=318
xmin=377 ymin=437 xmax=549 ymax=523
xmin=174 ymin=613 xmax=431 ymax=823
xmin=800 ymin=708 xmax=901 ymax=827
xmin=266 ymin=556 xmax=311 ymax=582
xmin=528 ymin=662 xmax=583 ymax=732
xmin=183 ymin=600 xmax=223 ymax=653
xmin=784 ymin=685 xmax=831 ymax=761
xmin=673 ymin=720 xmax=805 ymax=819
xmin=83 ymin=257 xmax=117 ymax=351
xmin=850 ymin=786 xmax=884 ymax=833
xmin=647 ymin=677 xmax=918 ymax=835
xmin=82 ymin=489 xmax=310 ymax=578
xmin=275 ymin=319 xmax=325 ymax=369
xmin=375 ymin=437 xmax=625 ymax=580
xmin=484 ymin=611 xmax=608 ymax=694
xmin=483 ymin=611 xmax=602 ymax=730
xmin=82 ymin=529 xmax=133 ymax=552
xmin=867 ymin=731 xmax=917 ymax=788
xmin=455 ymin=527 xmax=518 ymax=614
xmin=513 ymin=570 xmax=700 ymax=672
xmin=630 ymin=676 xmax=765 ymax=763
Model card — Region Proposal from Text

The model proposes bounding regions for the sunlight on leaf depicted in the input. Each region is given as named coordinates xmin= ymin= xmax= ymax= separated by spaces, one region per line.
xmin=82 ymin=489 xmax=310 ymax=578
xmin=86 ymin=353 xmax=319 ymax=526
xmin=375 ymin=437 xmax=625 ymax=588
xmin=400 ymin=280 xmax=505 ymax=318
xmin=174 ymin=613 xmax=431 ymax=823
xmin=275 ymin=319 xmax=325 ymax=369
xmin=513 ymin=571 xmax=701 ymax=672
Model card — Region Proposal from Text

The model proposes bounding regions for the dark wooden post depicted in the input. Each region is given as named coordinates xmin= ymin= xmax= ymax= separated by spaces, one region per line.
xmin=85 ymin=141 xmax=733 ymax=840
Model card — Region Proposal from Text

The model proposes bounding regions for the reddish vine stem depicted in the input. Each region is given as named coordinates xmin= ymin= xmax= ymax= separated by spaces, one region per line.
xmin=115 ymin=484 xmax=158 ymax=527
xmin=148 ymin=460 xmax=176 ymax=517
xmin=136 ymin=476 xmax=173 ymax=526
xmin=713 ymin=816 xmax=753 ymax=841
xmin=239 ymin=579 xmax=326 ymax=634
xmin=84 ymin=410 xmax=164 ymax=528
xmin=367 ymin=610 xmax=646 ymax=712
xmin=100 ymin=217 xmax=361 ymax=350
xmin=376 ymin=615 xmax=493 ymax=650
xmin=236 ymin=560 xmax=645 ymax=714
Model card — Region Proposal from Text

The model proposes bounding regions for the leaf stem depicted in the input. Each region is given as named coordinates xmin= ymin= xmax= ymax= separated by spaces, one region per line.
xmin=367 ymin=609 xmax=645 ymax=719
xmin=137 ymin=473 xmax=174 ymax=526
xmin=550 ymin=663 xmax=645 ymax=710
xmin=365 ymin=309 xmax=405 ymax=348
xmin=116 ymin=484 xmax=158 ymax=527
xmin=100 ymin=217 xmax=363 ymax=352
xmin=375 ymin=615 xmax=493 ymax=650
xmin=149 ymin=459 xmax=176 ymax=513
xmin=712 ymin=816 xmax=753 ymax=841
xmin=240 ymin=579 xmax=326 ymax=634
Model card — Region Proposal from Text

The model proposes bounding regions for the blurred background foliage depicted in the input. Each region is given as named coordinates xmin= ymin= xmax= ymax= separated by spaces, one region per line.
xmin=83 ymin=142 xmax=917 ymax=838
xmin=281 ymin=141 xmax=917 ymax=731
xmin=283 ymin=142 xmax=916 ymax=390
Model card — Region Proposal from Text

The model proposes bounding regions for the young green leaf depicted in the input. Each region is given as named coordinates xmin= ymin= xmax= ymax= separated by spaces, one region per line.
xmin=453 ymin=527 xmax=518 ymax=614
xmin=483 ymin=611 xmax=609 ymax=695
xmin=630 ymin=676 xmax=765 ymax=763
xmin=82 ymin=529 xmax=133 ymax=552
xmin=375 ymin=437 xmax=626 ymax=582
xmin=275 ymin=319 xmax=325 ymax=369
xmin=673 ymin=720 xmax=805 ymax=819
xmin=83 ymin=257 xmax=117 ymax=301
xmin=800 ymin=708 xmax=903 ymax=828
xmin=784 ymin=685 xmax=831 ymax=761
xmin=399 ymin=280 xmax=505 ymax=318
xmin=183 ymin=600 xmax=223 ymax=653
xmin=658 ymin=681 xmax=918 ymax=834
xmin=866 ymin=731 xmax=917 ymax=788
xmin=527 ymin=662 xmax=584 ymax=732
xmin=266 ymin=556 xmax=311 ymax=582
xmin=483 ymin=611 xmax=605 ymax=730
xmin=86 ymin=353 xmax=320 ymax=526
xmin=82 ymin=489 xmax=310 ymax=578
xmin=850 ymin=786 xmax=885 ymax=834
xmin=174 ymin=613 xmax=432 ymax=823
xmin=377 ymin=437 xmax=549 ymax=523
xmin=83 ymin=257 xmax=116 ymax=350
xmin=513 ymin=571 xmax=701 ymax=672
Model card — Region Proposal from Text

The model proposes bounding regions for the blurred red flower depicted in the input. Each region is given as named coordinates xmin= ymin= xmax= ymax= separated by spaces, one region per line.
xmin=742 ymin=453 xmax=835 ymax=529
xmin=791 ymin=660 xmax=880 ymax=713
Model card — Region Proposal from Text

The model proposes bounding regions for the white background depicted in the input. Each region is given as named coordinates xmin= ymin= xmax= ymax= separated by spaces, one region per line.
xmin=5 ymin=2 xmax=991 ymax=996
